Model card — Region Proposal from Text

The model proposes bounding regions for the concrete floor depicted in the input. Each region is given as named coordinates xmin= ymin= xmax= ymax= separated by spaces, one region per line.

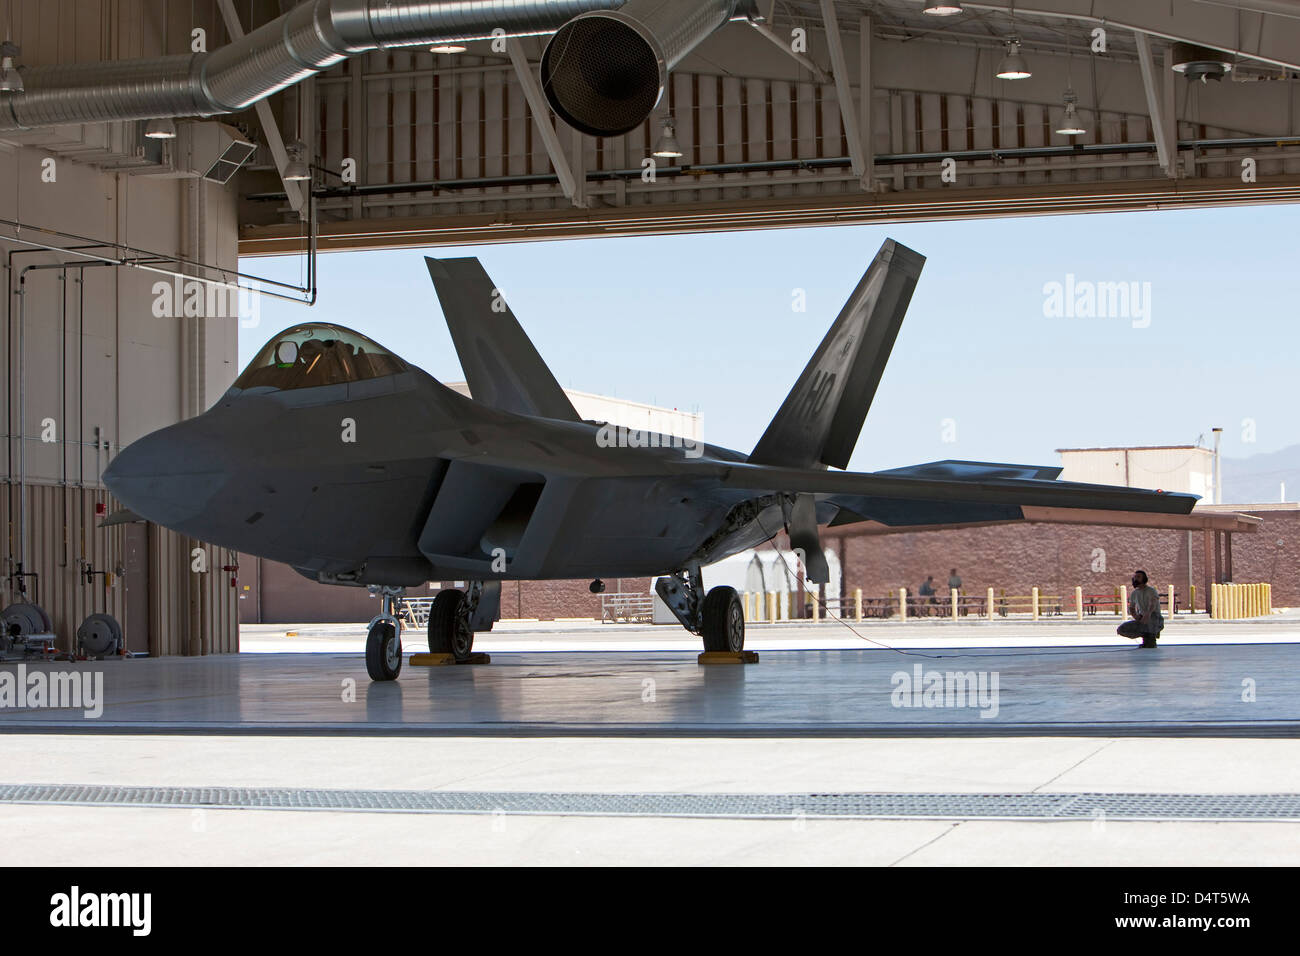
xmin=3 ymin=620 xmax=1298 ymax=734
xmin=3 ymin=618 xmax=1298 ymax=864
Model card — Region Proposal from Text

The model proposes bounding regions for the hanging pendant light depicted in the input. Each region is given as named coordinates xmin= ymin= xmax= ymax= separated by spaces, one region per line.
xmin=1055 ymin=90 xmax=1086 ymax=136
xmin=0 ymin=41 xmax=22 ymax=93
xmin=996 ymin=35 xmax=1031 ymax=80
xmin=652 ymin=118 xmax=683 ymax=159
xmin=283 ymin=142 xmax=312 ymax=182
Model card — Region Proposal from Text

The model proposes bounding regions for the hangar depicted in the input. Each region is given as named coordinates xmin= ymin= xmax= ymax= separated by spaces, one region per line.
xmin=2 ymin=0 xmax=1300 ymax=875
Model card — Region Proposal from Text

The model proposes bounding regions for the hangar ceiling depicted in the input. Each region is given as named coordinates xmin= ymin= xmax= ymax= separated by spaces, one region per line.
xmin=2 ymin=0 xmax=1300 ymax=253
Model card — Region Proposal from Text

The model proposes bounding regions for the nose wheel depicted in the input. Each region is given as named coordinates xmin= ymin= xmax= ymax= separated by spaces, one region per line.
xmin=365 ymin=586 xmax=405 ymax=681
xmin=365 ymin=618 xmax=402 ymax=681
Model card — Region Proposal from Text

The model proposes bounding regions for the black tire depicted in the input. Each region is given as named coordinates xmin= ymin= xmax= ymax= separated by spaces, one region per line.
xmin=365 ymin=620 xmax=402 ymax=681
xmin=701 ymin=586 xmax=745 ymax=652
xmin=428 ymin=589 xmax=474 ymax=660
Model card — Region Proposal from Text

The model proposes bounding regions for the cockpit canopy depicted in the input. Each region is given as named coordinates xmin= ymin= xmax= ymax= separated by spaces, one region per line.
xmin=233 ymin=324 xmax=409 ymax=392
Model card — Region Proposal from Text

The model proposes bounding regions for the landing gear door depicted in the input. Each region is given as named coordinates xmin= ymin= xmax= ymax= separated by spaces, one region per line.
xmin=470 ymin=580 xmax=501 ymax=631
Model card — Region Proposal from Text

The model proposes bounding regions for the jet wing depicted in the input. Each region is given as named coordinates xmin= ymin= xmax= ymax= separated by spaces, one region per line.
xmin=708 ymin=462 xmax=1197 ymax=521
xmin=425 ymin=257 xmax=582 ymax=422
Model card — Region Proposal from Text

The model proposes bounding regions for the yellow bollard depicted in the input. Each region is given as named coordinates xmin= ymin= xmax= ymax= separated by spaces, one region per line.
xmin=1118 ymin=584 xmax=1127 ymax=618
xmin=986 ymin=587 xmax=995 ymax=620
xmin=899 ymin=587 xmax=908 ymax=622
xmin=1075 ymin=586 xmax=1084 ymax=621
xmin=1168 ymin=584 xmax=1175 ymax=617
xmin=951 ymin=588 xmax=959 ymax=621
xmin=1031 ymin=586 xmax=1039 ymax=621
xmin=854 ymin=588 xmax=862 ymax=622
xmin=767 ymin=591 xmax=776 ymax=622
xmin=811 ymin=594 xmax=819 ymax=623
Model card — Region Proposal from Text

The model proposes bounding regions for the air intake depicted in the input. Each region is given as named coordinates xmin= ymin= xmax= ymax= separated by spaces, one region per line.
xmin=541 ymin=0 xmax=746 ymax=137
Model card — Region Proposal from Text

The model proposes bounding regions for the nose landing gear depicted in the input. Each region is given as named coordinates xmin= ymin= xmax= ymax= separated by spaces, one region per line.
xmin=365 ymin=586 xmax=405 ymax=681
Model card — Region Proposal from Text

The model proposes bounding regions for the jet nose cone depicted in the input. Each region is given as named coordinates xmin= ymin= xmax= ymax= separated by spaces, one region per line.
xmin=104 ymin=424 xmax=229 ymax=530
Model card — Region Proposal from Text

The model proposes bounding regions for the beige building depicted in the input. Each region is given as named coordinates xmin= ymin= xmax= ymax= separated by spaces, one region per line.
xmin=1057 ymin=445 xmax=1215 ymax=501
xmin=445 ymin=383 xmax=702 ymax=443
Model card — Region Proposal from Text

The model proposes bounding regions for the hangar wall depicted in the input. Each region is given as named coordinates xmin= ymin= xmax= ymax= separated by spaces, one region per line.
xmin=2 ymin=142 xmax=242 ymax=655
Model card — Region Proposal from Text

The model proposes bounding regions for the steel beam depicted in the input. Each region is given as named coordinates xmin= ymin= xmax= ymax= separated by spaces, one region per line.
xmin=747 ymin=20 xmax=830 ymax=82
xmin=215 ymin=0 xmax=307 ymax=217
xmin=818 ymin=0 xmax=868 ymax=185
xmin=1135 ymin=31 xmax=1178 ymax=178
xmin=507 ymin=39 xmax=585 ymax=208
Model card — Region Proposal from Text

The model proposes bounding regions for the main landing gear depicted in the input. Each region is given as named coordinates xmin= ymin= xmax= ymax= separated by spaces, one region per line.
xmin=428 ymin=586 xmax=476 ymax=661
xmin=655 ymin=564 xmax=745 ymax=653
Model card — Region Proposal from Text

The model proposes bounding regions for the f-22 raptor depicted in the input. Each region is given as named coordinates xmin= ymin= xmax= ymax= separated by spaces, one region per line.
xmin=104 ymin=240 xmax=1196 ymax=680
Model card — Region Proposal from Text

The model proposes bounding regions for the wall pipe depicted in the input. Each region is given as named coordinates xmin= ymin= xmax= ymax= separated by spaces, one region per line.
xmin=247 ymin=135 xmax=1293 ymax=202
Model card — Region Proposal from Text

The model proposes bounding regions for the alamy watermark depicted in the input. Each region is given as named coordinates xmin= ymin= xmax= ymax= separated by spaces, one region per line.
xmin=596 ymin=423 xmax=703 ymax=459
xmin=0 ymin=665 xmax=103 ymax=718
xmin=890 ymin=664 xmax=1000 ymax=718
xmin=1042 ymin=274 xmax=1152 ymax=328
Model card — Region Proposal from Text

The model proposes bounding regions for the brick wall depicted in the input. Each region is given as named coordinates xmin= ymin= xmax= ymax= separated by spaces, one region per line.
xmin=238 ymin=555 xmax=653 ymax=624
xmin=824 ymin=509 xmax=1300 ymax=611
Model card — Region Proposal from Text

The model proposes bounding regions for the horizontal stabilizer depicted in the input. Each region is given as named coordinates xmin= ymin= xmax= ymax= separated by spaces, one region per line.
xmin=750 ymin=239 xmax=925 ymax=470
xmin=714 ymin=462 xmax=1199 ymax=516
xmin=425 ymin=257 xmax=581 ymax=422
xmin=878 ymin=459 xmax=1063 ymax=482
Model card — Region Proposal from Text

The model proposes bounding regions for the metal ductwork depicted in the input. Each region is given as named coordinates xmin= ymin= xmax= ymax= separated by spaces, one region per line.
xmin=540 ymin=0 xmax=752 ymax=138
xmin=0 ymin=0 xmax=630 ymax=133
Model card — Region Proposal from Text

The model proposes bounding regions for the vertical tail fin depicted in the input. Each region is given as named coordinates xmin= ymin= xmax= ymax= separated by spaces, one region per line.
xmin=425 ymin=256 xmax=581 ymax=422
xmin=748 ymin=239 xmax=925 ymax=470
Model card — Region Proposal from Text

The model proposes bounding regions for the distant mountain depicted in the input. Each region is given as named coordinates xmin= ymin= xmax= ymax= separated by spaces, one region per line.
xmin=1222 ymin=444 xmax=1300 ymax=504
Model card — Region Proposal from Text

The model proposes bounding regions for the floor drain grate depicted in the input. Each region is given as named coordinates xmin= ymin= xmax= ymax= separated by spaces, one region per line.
xmin=2 ymin=784 xmax=1299 ymax=821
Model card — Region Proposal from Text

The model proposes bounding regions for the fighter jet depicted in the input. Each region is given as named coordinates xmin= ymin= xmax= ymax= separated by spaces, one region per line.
xmin=104 ymin=239 xmax=1197 ymax=680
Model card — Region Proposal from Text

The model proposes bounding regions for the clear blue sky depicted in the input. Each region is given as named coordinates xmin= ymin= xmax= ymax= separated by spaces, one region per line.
xmin=240 ymin=203 xmax=1298 ymax=472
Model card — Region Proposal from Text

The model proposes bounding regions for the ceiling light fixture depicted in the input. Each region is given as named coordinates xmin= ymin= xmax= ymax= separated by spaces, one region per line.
xmin=996 ymin=35 xmax=1031 ymax=80
xmin=1055 ymin=91 xmax=1086 ymax=135
xmin=652 ymin=118 xmax=683 ymax=159
xmin=283 ymin=142 xmax=312 ymax=182
xmin=429 ymin=44 xmax=467 ymax=54
xmin=144 ymin=117 xmax=177 ymax=139
xmin=922 ymin=2 xmax=964 ymax=15
xmin=0 ymin=41 xmax=22 ymax=93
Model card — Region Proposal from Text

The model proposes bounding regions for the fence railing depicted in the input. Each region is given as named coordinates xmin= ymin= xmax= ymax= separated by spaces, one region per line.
xmin=740 ymin=582 xmax=1276 ymax=623
xmin=601 ymin=592 xmax=655 ymax=623
xmin=1210 ymin=583 xmax=1273 ymax=620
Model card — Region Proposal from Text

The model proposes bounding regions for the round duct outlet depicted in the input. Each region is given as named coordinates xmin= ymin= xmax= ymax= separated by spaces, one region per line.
xmin=541 ymin=13 xmax=666 ymax=138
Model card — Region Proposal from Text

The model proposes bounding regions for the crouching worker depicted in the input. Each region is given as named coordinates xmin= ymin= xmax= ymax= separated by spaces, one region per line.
xmin=1118 ymin=570 xmax=1164 ymax=648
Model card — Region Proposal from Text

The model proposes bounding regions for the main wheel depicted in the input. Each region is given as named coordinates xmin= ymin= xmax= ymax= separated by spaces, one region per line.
xmin=365 ymin=619 xmax=402 ymax=681
xmin=702 ymin=585 xmax=745 ymax=652
xmin=428 ymin=589 xmax=474 ymax=660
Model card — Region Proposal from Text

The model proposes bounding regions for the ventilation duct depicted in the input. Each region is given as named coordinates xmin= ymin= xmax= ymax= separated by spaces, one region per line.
xmin=541 ymin=0 xmax=752 ymax=137
xmin=0 ymin=0 xmax=628 ymax=133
